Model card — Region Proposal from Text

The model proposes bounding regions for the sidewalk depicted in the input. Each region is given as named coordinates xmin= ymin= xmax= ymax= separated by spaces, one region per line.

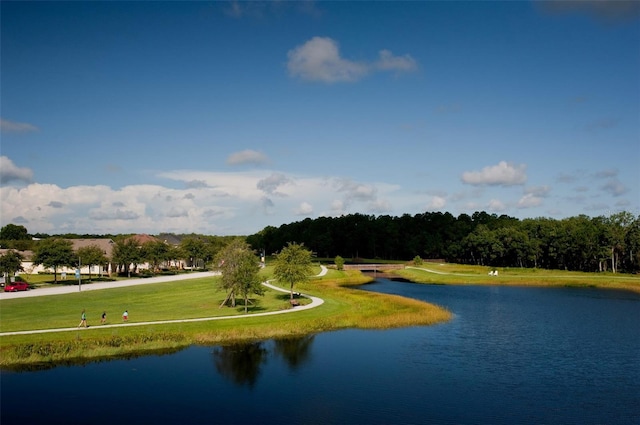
xmin=0 ymin=267 xmax=327 ymax=336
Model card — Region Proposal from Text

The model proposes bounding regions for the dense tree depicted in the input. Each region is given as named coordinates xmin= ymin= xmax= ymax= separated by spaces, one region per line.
xmin=0 ymin=224 xmax=30 ymax=240
xmin=0 ymin=250 xmax=25 ymax=278
xmin=112 ymin=238 xmax=142 ymax=277
xmin=216 ymin=239 xmax=263 ymax=312
xmin=77 ymin=245 xmax=108 ymax=281
xmin=32 ymin=238 xmax=75 ymax=283
xmin=273 ymin=242 xmax=313 ymax=300
xmin=142 ymin=240 xmax=170 ymax=272
xmin=180 ymin=236 xmax=208 ymax=270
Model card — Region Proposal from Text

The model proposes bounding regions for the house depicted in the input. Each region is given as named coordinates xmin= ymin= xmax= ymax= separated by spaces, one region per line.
xmin=70 ymin=238 xmax=117 ymax=276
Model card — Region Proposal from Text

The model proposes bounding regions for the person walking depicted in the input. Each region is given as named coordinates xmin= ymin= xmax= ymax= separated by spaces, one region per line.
xmin=101 ymin=311 xmax=107 ymax=324
xmin=122 ymin=310 xmax=128 ymax=321
xmin=78 ymin=309 xmax=88 ymax=328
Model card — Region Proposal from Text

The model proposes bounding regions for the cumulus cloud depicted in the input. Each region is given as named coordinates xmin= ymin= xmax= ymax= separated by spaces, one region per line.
xmin=517 ymin=193 xmax=543 ymax=209
xmin=0 ymin=156 xmax=34 ymax=184
xmin=334 ymin=178 xmax=377 ymax=202
xmin=257 ymin=172 xmax=292 ymax=196
xmin=461 ymin=161 xmax=527 ymax=186
xmin=294 ymin=202 xmax=313 ymax=216
xmin=89 ymin=209 xmax=140 ymax=221
xmin=287 ymin=37 xmax=368 ymax=83
xmin=287 ymin=37 xmax=417 ymax=83
xmin=226 ymin=149 xmax=269 ymax=166
xmin=524 ymin=185 xmax=550 ymax=197
xmin=375 ymin=49 xmax=418 ymax=72
xmin=426 ymin=196 xmax=447 ymax=210
xmin=185 ymin=179 xmax=209 ymax=189
xmin=166 ymin=207 xmax=188 ymax=218
xmin=0 ymin=118 xmax=38 ymax=133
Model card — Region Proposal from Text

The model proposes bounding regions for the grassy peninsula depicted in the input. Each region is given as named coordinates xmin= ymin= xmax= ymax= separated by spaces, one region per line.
xmin=398 ymin=262 xmax=640 ymax=293
xmin=0 ymin=267 xmax=451 ymax=368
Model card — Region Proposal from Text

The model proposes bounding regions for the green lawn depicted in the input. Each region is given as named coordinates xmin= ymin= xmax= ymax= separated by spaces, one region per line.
xmin=399 ymin=262 xmax=640 ymax=293
xmin=0 ymin=275 xmax=296 ymax=333
xmin=0 ymin=266 xmax=452 ymax=367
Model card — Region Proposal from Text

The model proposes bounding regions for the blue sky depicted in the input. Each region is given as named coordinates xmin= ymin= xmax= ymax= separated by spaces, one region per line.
xmin=1 ymin=1 xmax=639 ymax=236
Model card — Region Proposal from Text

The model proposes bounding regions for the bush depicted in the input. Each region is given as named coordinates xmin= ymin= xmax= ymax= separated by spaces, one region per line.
xmin=334 ymin=255 xmax=345 ymax=271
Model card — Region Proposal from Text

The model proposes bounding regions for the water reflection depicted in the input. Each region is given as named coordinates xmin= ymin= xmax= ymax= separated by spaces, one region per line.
xmin=273 ymin=335 xmax=315 ymax=371
xmin=212 ymin=335 xmax=316 ymax=387
xmin=212 ymin=342 xmax=268 ymax=388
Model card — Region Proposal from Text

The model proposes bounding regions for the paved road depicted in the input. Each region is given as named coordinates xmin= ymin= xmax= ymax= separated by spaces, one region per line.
xmin=0 ymin=266 xmax=327 ymax=336
xmin=0 ymin=271 xmax=222 ymax=300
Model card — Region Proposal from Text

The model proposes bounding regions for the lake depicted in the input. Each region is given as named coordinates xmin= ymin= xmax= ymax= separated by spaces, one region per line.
xmin=2 ymin=278 xmax=639 ymax=424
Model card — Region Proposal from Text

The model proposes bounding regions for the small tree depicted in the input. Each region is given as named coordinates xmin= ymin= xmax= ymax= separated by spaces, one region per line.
xmin=413 ymin=255 xmax=423 ymax=266
xmin=0 ymin=250 xmax=25 ymax=278
xmin=32 ymin=238 xmax=75 ymax=283
xmin=334 ymin=255 xmax=345 ymax=271
xmin=77 ymin=245 xmax=108 ymax=281
xmin=216 ymin=239 xmax=264 ymax=312
xmin=273 ymin=242 xmax=313 ymax=300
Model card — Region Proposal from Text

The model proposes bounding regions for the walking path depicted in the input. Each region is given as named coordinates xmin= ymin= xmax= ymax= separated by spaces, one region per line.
xmin=0 ymin=266 xmax=327 ymax=336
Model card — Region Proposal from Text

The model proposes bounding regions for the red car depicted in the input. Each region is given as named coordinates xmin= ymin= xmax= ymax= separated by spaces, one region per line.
xmin=4 ymin=280 xmax=29 ymax=292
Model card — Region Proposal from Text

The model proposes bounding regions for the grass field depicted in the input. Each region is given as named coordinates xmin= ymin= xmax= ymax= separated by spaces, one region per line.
xmin=398 ymin=262 xmax=640 ymax=293
xmin=0 ymin=266 xmax=452 ymax=368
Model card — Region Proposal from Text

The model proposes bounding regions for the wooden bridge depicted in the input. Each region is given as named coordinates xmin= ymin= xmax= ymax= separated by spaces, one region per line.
xmin=342 ymin=264 xmax=405 ymax=271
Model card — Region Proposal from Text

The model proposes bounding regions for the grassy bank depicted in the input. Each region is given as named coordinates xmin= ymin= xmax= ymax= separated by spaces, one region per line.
xmin=398 ymin=263 xmax=640 ymax=293
xmin=0 ymin=268 xmax=452 ymax=368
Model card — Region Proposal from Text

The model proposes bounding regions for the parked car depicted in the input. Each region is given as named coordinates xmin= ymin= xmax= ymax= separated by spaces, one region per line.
xmin=4 ymin=280 xmax=29 ymax=292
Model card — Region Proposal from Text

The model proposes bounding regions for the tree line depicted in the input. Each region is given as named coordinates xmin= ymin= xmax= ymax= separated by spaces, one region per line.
xmin=3 ymin=210 xmax=639 ymax=276
xmin=246 ymin=211 xmax=640 ymax=274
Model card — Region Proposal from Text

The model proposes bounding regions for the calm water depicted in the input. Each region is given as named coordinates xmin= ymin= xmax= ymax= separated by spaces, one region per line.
xmin=2 ymin=279 xmax=639 ymax=425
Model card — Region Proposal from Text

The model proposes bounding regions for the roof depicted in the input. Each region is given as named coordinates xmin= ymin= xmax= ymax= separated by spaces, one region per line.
xmin=156 ymin=233 xmax=182 ymax=246
xmin=126 ymin=234 xmax=160 ymax=246
xmin=0 ymin=249 xmax=34 ymax=261
xmin=69 ymin=239 xmax=116 ymax=258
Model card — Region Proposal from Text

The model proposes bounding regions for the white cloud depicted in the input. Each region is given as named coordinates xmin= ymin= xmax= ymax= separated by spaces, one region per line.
xmin=524 ymin=185 xmax=550 ymax=197
xmin=287 ymin=37 xmax=368 ymax=83
xmin=375 ymin=49 xmax=418 ymax=72
xmin=487 ymin=199 xmax=506 ymax=212
xmin=0 ymin=118 xmax=38 ymax=133
xmin=0 ymin=167 xmax=410 ymax=235
xmin=517 ymin=193 xmax=543 ymax=209
xmin=294 ymin=202 xmax=313 ymax=216
xmin=461 ymin=161 xmax=527 ymax=186
xmin=226 ymin=149 xmax=270 ymax=166
xmin=287 ymin=37 xmax=417 ymax=83
xmin=426 ymin=196 xmax=447 ymax=210
xmin=0 ymin=156 xmax=34 ymax=184
xmin=257 ymin=172 xmax=292 ymax=196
